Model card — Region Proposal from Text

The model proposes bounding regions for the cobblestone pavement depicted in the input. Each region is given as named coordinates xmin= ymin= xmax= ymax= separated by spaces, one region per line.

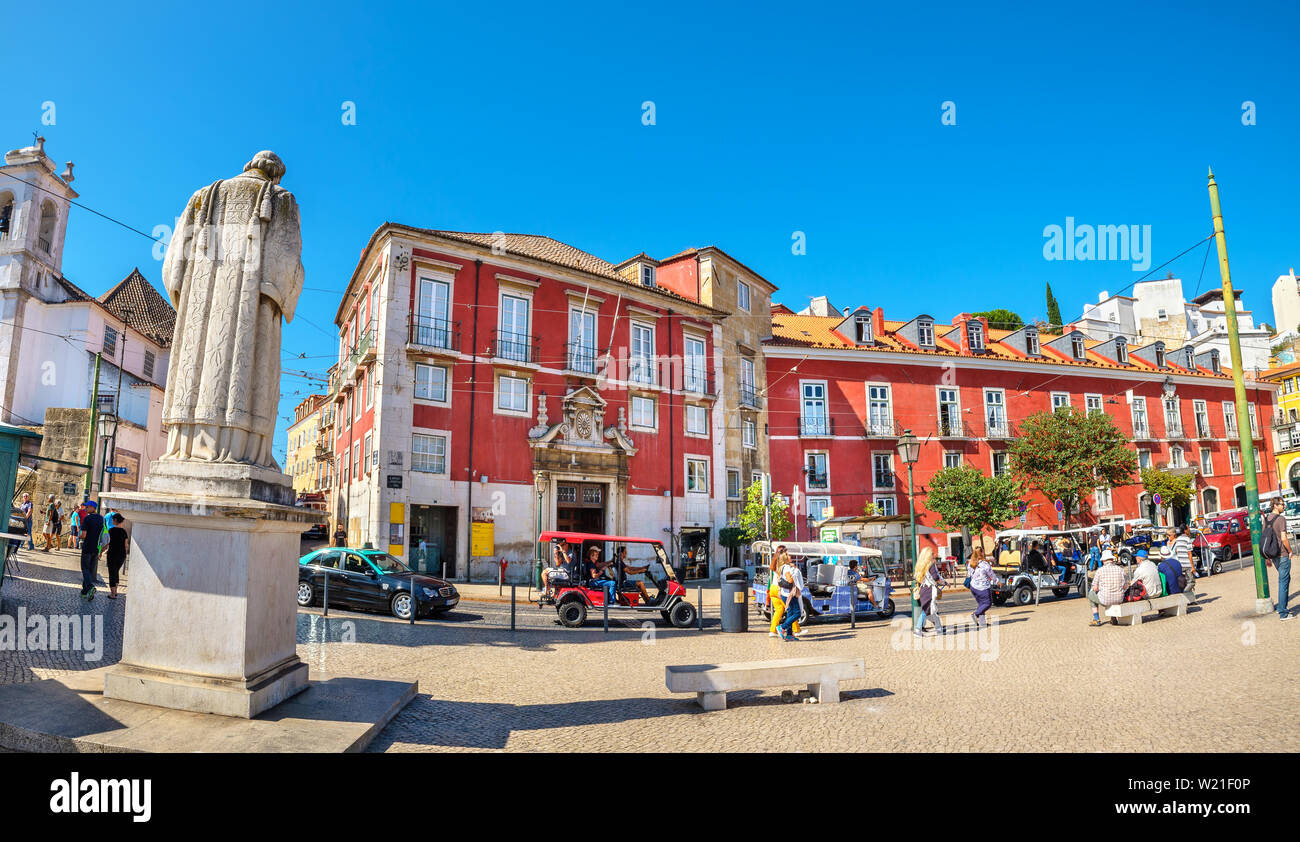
xmin=5 ymin=546 xmax=1296 ymax=752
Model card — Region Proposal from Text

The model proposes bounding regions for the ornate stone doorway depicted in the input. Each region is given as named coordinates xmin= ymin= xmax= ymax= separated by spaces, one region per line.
xmin=556 ymin=481 xmax=606 ymax=534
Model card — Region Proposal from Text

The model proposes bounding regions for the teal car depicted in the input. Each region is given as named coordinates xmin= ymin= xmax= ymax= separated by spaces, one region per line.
xmin=297 ymin=547 xmax=458 ymax=620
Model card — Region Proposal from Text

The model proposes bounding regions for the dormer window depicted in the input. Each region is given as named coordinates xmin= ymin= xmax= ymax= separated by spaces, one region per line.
xmin=1070 ymin=333 xmax=1086 ymax=360
xmin=1210 ymin=350 xmax=1221 ymax=374
xmin=855 ymin=317 xmax=873 ymax=344
xmin=1115 ymin=338 xmax=1128 ymax=364
xmin=967 ymin=321 xmax=984 ymax=351
xmin=1154 ymin=344 xmax=1166 ymax=368
xmin=1025 ymin=329 xmax=1040 ymax=356
xmin=1182 ymin=347 xmax=1195 ymax=369
xmin=640 ymin=264 xmax=655 ymax=288
xmin=917 ymin=318 xmax=935 ymax=347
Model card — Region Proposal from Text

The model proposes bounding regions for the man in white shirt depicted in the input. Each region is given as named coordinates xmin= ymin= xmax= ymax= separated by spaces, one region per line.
xmin=1131 ymin=549 xmax=1163 ymax=598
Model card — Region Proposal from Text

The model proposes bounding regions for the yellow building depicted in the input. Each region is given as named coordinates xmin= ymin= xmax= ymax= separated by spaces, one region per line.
xmin=287 ymin=394 xmax=329 ymax=496
xmin=1262 ymin=362 xmax=1300 ymax=494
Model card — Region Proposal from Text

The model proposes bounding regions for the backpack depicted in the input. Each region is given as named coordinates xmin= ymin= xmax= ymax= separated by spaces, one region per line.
xmin=1261 ymin=515 xmax=1282 ymax=558
xmin=1123 ymin=580 xmax=1147 ymax=602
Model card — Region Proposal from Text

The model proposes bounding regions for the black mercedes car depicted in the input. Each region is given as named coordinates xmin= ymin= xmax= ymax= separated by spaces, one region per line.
xmin=297 ymin=547 xmax=458 ymax=620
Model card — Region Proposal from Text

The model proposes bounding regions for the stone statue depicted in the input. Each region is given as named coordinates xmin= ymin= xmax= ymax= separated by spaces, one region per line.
xmin=159 ymin=151 xmax=304 ymax=468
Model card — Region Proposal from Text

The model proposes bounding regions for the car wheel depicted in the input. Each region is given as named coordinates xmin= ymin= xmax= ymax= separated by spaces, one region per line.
xmin=877 ymin=598 xmax=896 ymax=619
xmin=390 ymin=592 xmax=414 ymax=621
xmin=296 ymin=581 xmax=315 ymax=607
xmin=1013 ymin=585 xmax=1034 ymax=606
xmin=558 ymin=600 xmax=587 ymax=628
xmin=1212 ymin=558 xmax=1224 ymax=575
xmin=1052 ymin=587 xmax=1070 ymax=598
xmin=669 ymin=601 xmax=697 ymax=628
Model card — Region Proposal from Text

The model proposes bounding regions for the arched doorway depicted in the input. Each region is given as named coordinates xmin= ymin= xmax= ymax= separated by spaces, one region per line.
xmin=1202 ymin=488 xmax=1219 ymax=516
xmin=1234 ymin=484 xmax=1247 ymax=508
xmin=1288 ymin=461 xmax=1300 ymax=496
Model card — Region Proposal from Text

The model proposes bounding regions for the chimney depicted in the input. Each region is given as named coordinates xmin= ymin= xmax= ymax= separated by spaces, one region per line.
xmin=843 ymin=307 xmax=851 ymax=317
xmin=1099 ymin=291 xmax=1108 ymax=302
xmin=872 ymin=307 xmax=886 ymax=340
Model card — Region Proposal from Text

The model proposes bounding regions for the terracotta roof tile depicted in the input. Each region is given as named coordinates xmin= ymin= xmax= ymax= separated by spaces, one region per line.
xmin=98 ymin=268 xmax=176 ymax=347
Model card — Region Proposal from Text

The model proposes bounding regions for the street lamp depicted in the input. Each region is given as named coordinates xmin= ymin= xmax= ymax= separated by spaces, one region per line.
xmin=97 ymin=412 xmax=118 ymax=503
xmin=896 ymin=428 xmax=921 ymax=622
xmin=535 ymin=472 xmax=548 ymax=589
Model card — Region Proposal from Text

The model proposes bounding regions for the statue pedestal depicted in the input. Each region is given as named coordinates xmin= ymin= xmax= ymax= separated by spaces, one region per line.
xmin=100 ymin=485 xmax=318 ymax=718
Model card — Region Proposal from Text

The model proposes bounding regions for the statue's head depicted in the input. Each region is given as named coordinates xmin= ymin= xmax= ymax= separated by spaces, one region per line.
xmin=243 ymin=150 xmax=286 ymax=183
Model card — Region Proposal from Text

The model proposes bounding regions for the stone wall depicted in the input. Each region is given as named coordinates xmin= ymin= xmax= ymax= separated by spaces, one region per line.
xmin=28 ymin=407 xmax=93 ymax=519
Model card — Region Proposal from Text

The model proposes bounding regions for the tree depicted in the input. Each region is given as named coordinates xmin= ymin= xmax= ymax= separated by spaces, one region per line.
xmin=925 ymin=466 xmax=1022 ymax=538
xmin=1140 ymin=468 xmax=1194 ymax=514
xmin=972 ymin=309 xmax=1025 ymax=330
xmin=1046 ymin=282 xmax=1062 ymax=328
xmin=862 ymin=500 xmax=879 ymax=518
xmin=1008 ymin=407 xmax=1137 ymax=529
xmin=736 ymin=481 xmax=793 ymax=542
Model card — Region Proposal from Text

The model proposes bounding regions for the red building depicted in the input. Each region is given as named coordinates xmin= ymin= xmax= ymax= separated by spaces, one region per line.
xmin=764 ymin=307 xmax=1279 ymax=561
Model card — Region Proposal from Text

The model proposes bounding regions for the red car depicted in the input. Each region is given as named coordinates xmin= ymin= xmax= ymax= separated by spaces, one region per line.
xmin=538 ymin=531 xmax=697 ymax=628
xmin=1194 ymin=509 xmax=1249 ymax=574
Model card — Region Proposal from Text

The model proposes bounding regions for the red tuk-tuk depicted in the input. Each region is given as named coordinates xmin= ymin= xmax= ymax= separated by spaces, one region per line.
xmin=538 ymin=531 xmax=697 ymax=628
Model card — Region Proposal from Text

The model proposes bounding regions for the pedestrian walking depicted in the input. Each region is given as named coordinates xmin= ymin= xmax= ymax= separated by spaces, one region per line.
xmin=332 ymin=523 xmax=347 ymax=547
xmin=40 ymin=494 xmax=57 ymax=551
xmin=1087 ymin=532 xmax=1102 ymax=571
xmin=968 ymin=547 xmax=994 ymax=628
xmin=1262 ymin=497 xmax=1292 ymax=621
xmin=76 ymin=501 xmax=105 ymax=601
xmin=912 ymin=547 xmax=944 ymax=636
xmin=68 ymin=503 xmax=81 ymax=550
xmin=777 ymin=550 xmax=805 ymax=641
xmin=104 ymin=513 xmax=129 ymax=599
xmin=51 ymin=500 xmax=64 ymax=549
xmin=767 ymin=545 xmax=800 ymax=638
xmin=19 ymin=493 xmax=34 ymax=550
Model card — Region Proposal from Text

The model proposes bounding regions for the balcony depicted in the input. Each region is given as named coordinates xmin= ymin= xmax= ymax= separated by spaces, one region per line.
xmin=565 ymin=342 xmax=601 ymax=376
xmin=492 ymin=329 xmax=538 ymax=366
xmin=865 ymin=418 xmax=901 ymax=438
xmin=936 ymin=417 xmax=972 ymax=438
xmin=984 ymin=418 xmax=1015 ymax=440
xmin=683 ymin=367 xmax=717 ymax=399
xmin=1273 ymin=412 xmax=1298 ymax=429
xmin=1163 ymin=420 xmax=1185 ymax=439
xmin=1195 ymin=420 xmax=1214 ymax=439
xmin=1132 ymin=423 xmax=1154 ymax=441
xmin=739 ymin=383 xmax=762 ymax=409
xmin=805 ymin=472 xmax=829 ymax=491
xmin=800 ymin=417 xmax=834 ymax=437
xmin=407 ymin=315 xmax=461 ymax=355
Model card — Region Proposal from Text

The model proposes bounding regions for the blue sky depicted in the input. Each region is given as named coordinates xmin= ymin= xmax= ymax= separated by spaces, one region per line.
xmin=4 ymin=0 xmax=1297 ymax=463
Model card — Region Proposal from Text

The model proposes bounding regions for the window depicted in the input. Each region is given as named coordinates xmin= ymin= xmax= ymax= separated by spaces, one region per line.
xmin=985 ymin=390 xmax=1007 ymax=436
xmin=1095 ymin=487 xmax=1113 ymax=512
xmin=802 ymin=382 xmax=828 ymax=434
xmin=1115 ymin=338 xmax=1128 ymax=364
xmin=991 ymin=451 xmax=1009 ymax=477
xmin=726 ymin=468 xmax=741 ymax=499
xmin=683 ymin=335 xmax=707 ymax=393
xmin=1157 ymin=308 xmax=1168 ymax=322
xmin=568 ymin=307 xmax=597 ymax=373
xmin=1254 ymin=449 xmax=1262 ymax=472
xmin=414 ymin=363 xmax=448 ymax=402
xmin=366 ymin=366 xmax=375 ymax=409
xmin=738 ymin=356 xmax=756 ymax=406
xmin=737 ymin=282 xmax=751 ymax=312
xmin=1085 ymin=394 xmax=1103 ymax=415
xmin=1155 ymin=346 xmax=1166 ymax=368
xmin=1131 ymin=397 xmax=1148 ymax=437
xmin=1071 ymin=333 xmax=1086 ymax=359
xmin=103 ymin=325 xmax=118 ymax=359
xmin=143 ymin=350 xmax=156 ymax=380
xmin=854 ymin=317 xmax=873 ymax=344
xmin=943 ymin=451 xmax=962 ymax=469
xmin=1229 ymin=447 xmax=1241 ymax=473
xmin=1222 ymin=401 xmax=1237 ymax=435
xmin=1248 ymin=402 xmax=1258 ymax=437
xmin=1200 ymin=449 xmax=1213 ymax=475
xmin=1170 ymin=446 xmax=1185 ymax=468
xmin=1194 ymin=400 xmax=1210 ymax=436
xmin=412 ymin=433 xmax=448 ymax=474
xmin=917 ymin=318 xmax=935 ymax=347
xmin=1025 ymin=329 xmax=1040 ymax=356
xmin=415 ymin=277 xmax=452 ymax=348
xmin=1138 ymin=449 xmax=1151 ymax=469
xmin=352 ymin=442 xmax=361 ymax=482
xmin=685 ymin=404 xmax=708 ymax=436
xmin=872 ymin=452 xmax=894 ymax=490
xmin=742 ymin=418 xmax=756 ymax=449
xmin=497 ymin=374 xmax=528 ymax=413
xmin=1287 ymin=379 xmax=1297 ymax=395
xmin=867 ymin=384 xmax=892 ymax=435
xmin=873 ymin=496 xmax=897 ymax=516
xmin=37 ymin=200 xmax=55 ymax=254
xmin=1051 ymin=392 xmax=1070 ymax=411
xmin=806 ymin=452 xmax=828 ymax=489
xmin=629 ymin=322 xmax=655 ymax=384
xmin=630 ymin=395 xmax=655 ymax=429
xmin=368 ymin=283 xmax=380 ymax=335
xmin=967 ymin=320 xmax=984 ymax=350
xmin=807 ymin=497 xmax=831 ymax=521
xmin=640 ymin=264 xmax=656 ymax=287
xmin=686 ymin=458 xmax=709 ymax=493
xmin=363 ymin=432 xmax=373 ymax=474
xmin=499 ymin=294 xmax=530 ymax=362
xmin=345 ymin=393 xmax=353 ymax=429
xmin=938 ymin=388 xmax=961 ymax=436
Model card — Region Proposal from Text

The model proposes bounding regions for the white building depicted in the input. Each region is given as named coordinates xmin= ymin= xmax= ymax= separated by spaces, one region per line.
xmin=1071 ymin=276 xmax=1270 ymax=372
xmin=0 ymin=137 xmax=174 ymax=493
xmin=1270 ymin=267 xmax=1300 ymax=339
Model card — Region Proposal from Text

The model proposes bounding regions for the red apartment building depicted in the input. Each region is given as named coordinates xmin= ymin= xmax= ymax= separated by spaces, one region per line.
xmin=764 ymin=306 xmax=1279 ymax=561
xmin=326 ymin=225 xmax=773 ymax=581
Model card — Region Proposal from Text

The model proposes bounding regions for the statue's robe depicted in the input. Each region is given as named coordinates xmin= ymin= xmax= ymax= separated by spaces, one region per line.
xmin=159 ymin=170 xmax=303 ymax=468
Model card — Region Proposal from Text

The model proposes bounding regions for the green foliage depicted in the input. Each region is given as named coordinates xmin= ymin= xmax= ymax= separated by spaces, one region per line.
xmin=1046 ymin=282 xmax=1062 ymax=328
xmin=862 ymin=500 xmax=879 ymax=518
xmin=972 ymin=309 xmax=1025 ymax=330
xmin=924 ymin=466 xmax=1022 ymax=536
xmin=1140 ymin=468 xmax=1194 ymax=510
xmin=718 ymin=526 xmax=746 ymax=549
xmin=1008 ymin=407 xmax=1137 ymax=526
xmin=736 ymin=482 xmax=792 ymax=542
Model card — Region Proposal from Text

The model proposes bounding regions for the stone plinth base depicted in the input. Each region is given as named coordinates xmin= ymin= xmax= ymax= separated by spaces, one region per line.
xmin=142 ymin=459 xmax=296 ymax=506
xmin=100 ymin=489 xmax=319 ymax=718
xmin=1255 ymin=598 xmax=1275 ymax=616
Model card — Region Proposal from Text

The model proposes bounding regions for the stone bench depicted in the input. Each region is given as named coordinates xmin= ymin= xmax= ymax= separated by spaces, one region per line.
xmin=666 ymin=657 xmax=866 ymax=711
xmin=1105 ymin=593 xmax=1190 ymax=626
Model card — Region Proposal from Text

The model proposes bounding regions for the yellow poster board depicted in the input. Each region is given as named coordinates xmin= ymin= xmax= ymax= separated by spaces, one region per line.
xmin=471 ymin=522 xmax=495 ymax=557
xmin=388 ymin=502 xmax=405 ymax=556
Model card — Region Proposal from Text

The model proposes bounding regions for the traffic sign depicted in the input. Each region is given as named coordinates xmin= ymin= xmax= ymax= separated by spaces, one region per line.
xmin=1153 ymin=493 xmax=1162 ymax=506
xmin=1054 ymin=499 xmax=1064 ymax=513
xmin=105 ymin=466 xmax=127 ymax=475
xmin=820 ymin=527 xmax=838 ymax=543
xmin=1017 ymin=501 xmax=1027 ymax=513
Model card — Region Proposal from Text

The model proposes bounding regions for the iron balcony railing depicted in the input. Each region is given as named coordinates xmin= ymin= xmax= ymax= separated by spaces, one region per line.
xmin=806 ymin=471 xmax=829 ymax=490
xmin=628 ymin=355 xmax=658 ymax=387
xmin=984 ymin=418 xmax=1015 ymax=439
xmin=1132 ymin=423 xmax=1154 ymax=440
xmin=1273 ymin=412 xmax=1298 ymax=429
xmin=1164 ymin=421 xmax=1185 ymax=439
xmin=492 ymin=329 xmax=537 ymax=364
xmin=874 ymin=470 xmax=896 ymax=490
xmin=408 ymin=315 xmax=461 ymax=352
xmin=865 ymin=417 xmax=901 ymax=438
xmin=683 ymin=367 xmax=716 ymax=397
xmin=566 ymin=342 xmax=600 ymax=375
xmin=936 ymin=417 xmax=971 ymax=438
xmin=739 ymin=383 xmax=761 ymax=408
xmin=800 ymin=417 xmax=834 ymax=437
xmin=1195 ymin=419 xmax=1214 ymax=438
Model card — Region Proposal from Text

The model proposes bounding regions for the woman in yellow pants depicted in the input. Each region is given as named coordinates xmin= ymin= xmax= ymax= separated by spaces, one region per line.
xmin=768 ymin=547 xmax=799 ymax=637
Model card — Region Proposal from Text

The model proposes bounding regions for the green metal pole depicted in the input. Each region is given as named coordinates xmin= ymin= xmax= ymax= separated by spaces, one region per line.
xmin=83 ymin=352 xmax=102 ymax=500
xmin=1208 ymin=168 xmax=1269 ymax=610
